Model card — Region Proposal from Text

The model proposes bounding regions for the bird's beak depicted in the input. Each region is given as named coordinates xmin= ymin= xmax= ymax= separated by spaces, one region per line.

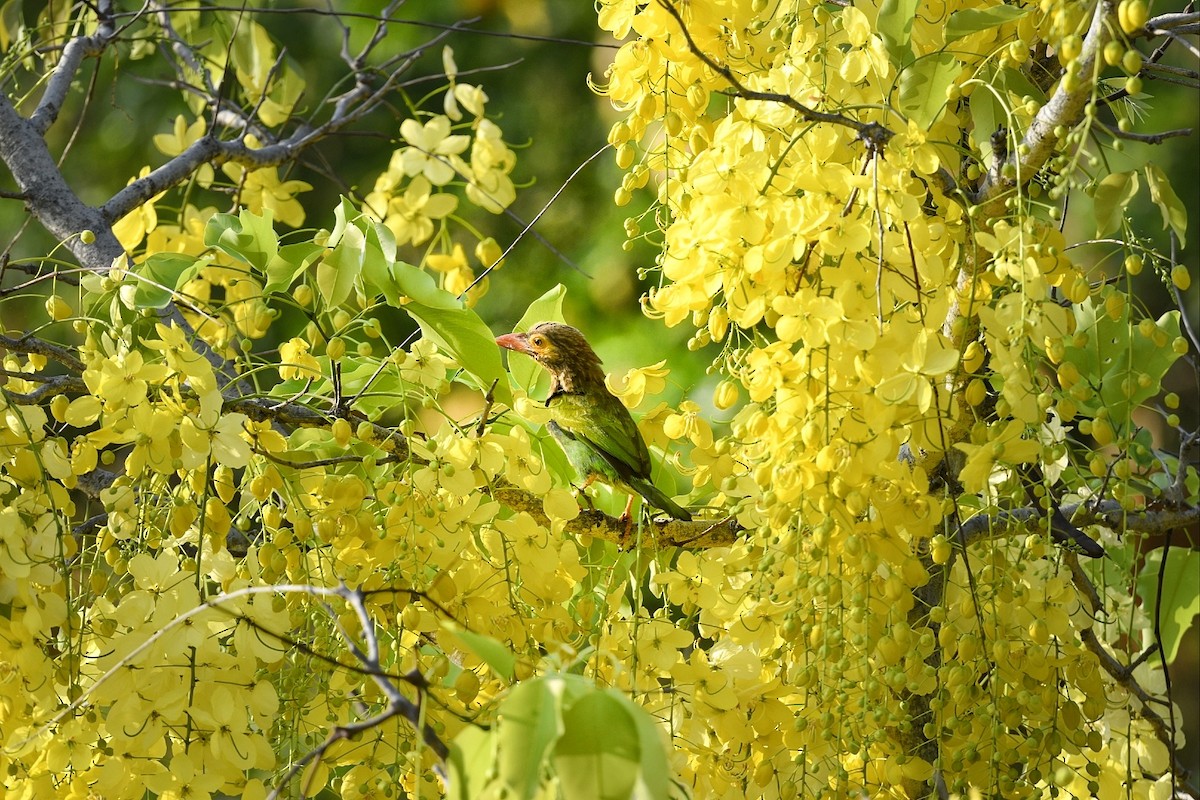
xmin=495 ymin=332 xmax=530 ymax=354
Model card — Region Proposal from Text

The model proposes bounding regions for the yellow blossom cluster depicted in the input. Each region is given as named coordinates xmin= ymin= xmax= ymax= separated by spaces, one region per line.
xmin=584 ymin=0 xmax=1193 ymax=797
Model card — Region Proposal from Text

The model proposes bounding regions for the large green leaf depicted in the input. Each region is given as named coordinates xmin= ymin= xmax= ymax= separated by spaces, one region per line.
xmin=444 ymin=623 xmax=516 ymax=683
xmin=203 ymin=208 xmax=278 ymax=271
xmin=877 ymin=0 xmax=919 ymax=67
xmin=448 ymin=726 xmax=501 ymax=800
xmin=1092 ymin=171 xmax=1139 ymax=238
xmin=553 ymin=691 xmax=641 ymax=800
xmin=995 ymin=65 xmax=1046 ymax=105
xmin=263 ymin=241 xmax=322 ymax=295
xmin=1064 ymin=296 xmax=1182 ymax=426
xmin=898 ymin=53 xmax=959 ymax=128
xmin=969 ymin=79 xmax=1004 ymax=161
xmin=316 ymin=221 xmax=364 ymax=309
xmin=620 ymin=688 xmax=671 ymax=800
xmin=394 ymin=261 xmax=512 ymax=406
xmin=553 ymin=688 xmax=670 ymax=800
xmin=126 ymin=253 xmax=203 ymax=309
xmin=946 ymin=4 xmax=1029 ymax=41
xmin=338 ymin=359 xmax=406 ymax=418
xmin=361 ymin=219 xmax=401 ymax=306
xmin=497 ymin=679 xmax=567 ymax=799
xmin=1136 ymin=548 xmax=1200 ymax=664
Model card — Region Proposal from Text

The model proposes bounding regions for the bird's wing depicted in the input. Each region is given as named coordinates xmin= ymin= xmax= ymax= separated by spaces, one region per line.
xmin=549 ymin=392 xmax=652 ymax=481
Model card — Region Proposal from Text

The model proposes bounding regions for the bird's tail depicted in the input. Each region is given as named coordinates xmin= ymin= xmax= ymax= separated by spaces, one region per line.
xmin=632 ymin=478 xmax=692 ymax=521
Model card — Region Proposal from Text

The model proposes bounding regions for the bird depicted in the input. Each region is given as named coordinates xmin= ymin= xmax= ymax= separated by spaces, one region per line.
xmin=495 ymin=322 xmax=692 ymax=522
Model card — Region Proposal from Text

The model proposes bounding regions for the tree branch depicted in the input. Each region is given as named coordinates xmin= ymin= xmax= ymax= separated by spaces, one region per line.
xmin=653 ymin=0 xmax=893 ymax=151
xmin=29 ymin=0 xmax=119 ymax=135
xmin=492 ymin=487 xmax=739 ymax=548
xmin=0 ymin=332 xmax=87 ymax=372
xmin=99 ymin=15 xmax=469 ymax=224
xmin=956 ymin=500 xmax=1200 ymax=545
xmin=1079 ymin=626 xmax=1197 ymax=795
xmin=972 ymin=1 xmax=1114 ymax=215
xmin=0 ymin=92 xmax=126 ymax=269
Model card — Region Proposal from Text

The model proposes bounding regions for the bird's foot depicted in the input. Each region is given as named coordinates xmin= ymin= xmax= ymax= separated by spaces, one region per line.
xmin=616 ymin=511 xmax=635 ymax=548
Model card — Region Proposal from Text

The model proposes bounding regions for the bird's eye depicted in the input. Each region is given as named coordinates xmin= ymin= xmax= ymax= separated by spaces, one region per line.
xmin=531 ymin=335 xmax=544 ymax=347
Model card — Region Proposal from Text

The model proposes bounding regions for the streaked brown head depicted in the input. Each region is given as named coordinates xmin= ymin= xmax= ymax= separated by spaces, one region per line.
xmin=495 ymin=322 xmax=606 ymax=393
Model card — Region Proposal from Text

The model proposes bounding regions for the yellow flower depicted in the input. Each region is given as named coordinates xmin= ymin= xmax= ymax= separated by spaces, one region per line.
xmin=378 ymin=174 xmax=458 ymax=246
xmin=955 ymin=420 xmax=1042 ymax=493
xmin=154 ymin=115 xmax=213 ymax=186
xmin=278 ymin=337 xmax=321 ymax=381
xmin=399 ymin=114 xmax=469 ymax=185
xmin=465 ymin=119 xmax=515 ymax=212
xmin=632 ymin=618 xmax=693 ymax=672
xmin=605 ymin=360 xmax=668 ymax=409
xmin=124 ymin=404 xmax=181 ymax=475
xmin=83 ymin=348 xmax=170 ymax=411
xmin=222 ymin=138 xmax=312 ymax=227
xmin=112 ymin=167 xmax=165 ymax=250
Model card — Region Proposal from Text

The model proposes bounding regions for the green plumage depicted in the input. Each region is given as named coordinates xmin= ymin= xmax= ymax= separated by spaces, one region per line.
xmin=496 ymin=322 xmax=692 ymax=521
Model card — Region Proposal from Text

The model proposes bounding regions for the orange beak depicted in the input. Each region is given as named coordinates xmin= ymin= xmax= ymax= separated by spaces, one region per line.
xmin=495 ymin=332 xmax=531 ymax=354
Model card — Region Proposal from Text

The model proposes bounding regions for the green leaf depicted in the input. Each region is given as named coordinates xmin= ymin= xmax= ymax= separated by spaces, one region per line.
xmin=316 ymin=222 xmax=364 ymax=309
xmin=394 ymin=261 xmax=512 ymax=405
xmin=1092 ymin=171 xmax=1139 ymax=238
xmin=328 ymin=197 xmax=354 ymax=248
xmin=394 ymin=260 xmax=460 ymax=309
xmin=1136 ymin=548 xmax=1200 ymax=663
xmin=497 ymin=679 xmax=566 ymax=799
xmin=969 ymin=80 xmax=1003 ymax=161
xmin=127 ymin=253 xmax=202 ymax=309
xmin=553 ymin=689 xmax=670 ymax=800
xmin=203 ymin=208 xmax=278 ymax=271
xmin=898 ymin=53 xmax=959 ymax=128
xmin=877 ymin=0 xmax=919 ymax=67
xmin=263 ymin=242 xmax=323 ymax=295
xmin=1064 ymin=296 xmax=1183 ymax=425
xmin=448 ymin=726 xmax=501 ymax=800
xmin=946 ymin=4 xmax=1029 ymax=41
xmin=361 ymin=221 xmax=401 ymax=307
xmin=1145 ymin=163 xmax=1188 ymax=249
xmin=338 ymin=359 xmax=406 ymax=418
xmin=531 ymin=422 xmax=576 ymax=489
xmin=622 ymin=689 xmax=670 ymax=800
xmin=553 ymin=691 xmax=641 ymax=800
xmin=0 ymin=0 xmax=23 ymax=51
xmin=507 ymin=285 xmax=568 ymax=396
xmin=995 ymin=66 xmax=1046 ymax=105
xmin=444 ymin=624 xmax=516 ymax=683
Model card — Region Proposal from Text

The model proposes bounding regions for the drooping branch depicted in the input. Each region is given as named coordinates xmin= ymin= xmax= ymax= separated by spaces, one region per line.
xmin=654 ymin=0 xmax=894 ymax=152
xmin=267 ymin=584 xmax=449 ymax=799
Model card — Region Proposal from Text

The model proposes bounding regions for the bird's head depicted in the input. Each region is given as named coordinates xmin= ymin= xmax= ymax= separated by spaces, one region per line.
xmin=495 ymin=322 xmax=605 ymax=393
